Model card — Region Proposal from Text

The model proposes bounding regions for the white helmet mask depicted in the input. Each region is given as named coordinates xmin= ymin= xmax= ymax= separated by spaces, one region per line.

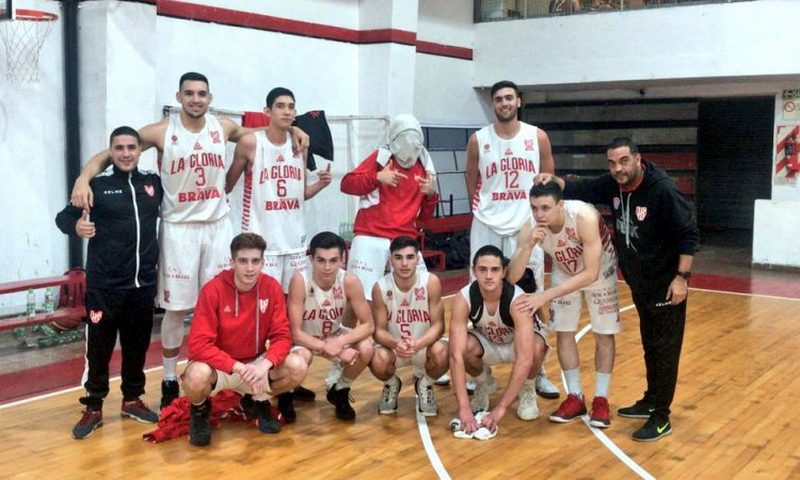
xmin=390 ymin=129 xmax=424 ymax=168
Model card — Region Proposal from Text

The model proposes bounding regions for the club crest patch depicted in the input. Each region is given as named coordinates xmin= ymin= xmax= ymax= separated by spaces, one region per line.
xmin=89 ymin=310 xmax=103 ymax=324
xmin=259 ymin=299 xmax=269 ymax=313
xmin=636 ymin=206 xmax=648 ymax=221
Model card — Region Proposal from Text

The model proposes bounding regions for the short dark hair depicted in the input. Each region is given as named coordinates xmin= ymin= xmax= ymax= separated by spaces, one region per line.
xmin=179 ymin=72 xmax=209 ymax=90
xmin=473 ymin=244 xmax=506 ymax=267
xmin=607 ymin=137 xmax=639 ymax=155
xmin=309 ymin=231 xmax=345 ymax=256
xmin=490 ymin=80 xmax=520 ymax=99
xmin=266 ymin=87 xmax=295 ymax=109
xmin=109 ymin=126 xmax=140 ymax=145
xmin=390 ymin=236 xmax=420 ymax=253
xmin=529 ymin=181 xmax=563 ymax=202
xmin=230 ymin=233 xmax=266 ymax=258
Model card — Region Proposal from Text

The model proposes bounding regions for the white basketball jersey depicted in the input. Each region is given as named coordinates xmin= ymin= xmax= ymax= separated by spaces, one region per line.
xmin=540 ymin=200 xmax=617 ymax=287
xmin=241 ymin=131 xmax=306 ymax=254
xmin=301 ymin=269 xmax=347 ymax=339
xmin=160 ymin=114 xmax=228 ymax=223
xmin=473 ymin=122 xmax=541 ymax=235
xmin=459 ymin=282 xmax=524 ymax=346
xmin=377 ymin=271 xmax=431 ymax=340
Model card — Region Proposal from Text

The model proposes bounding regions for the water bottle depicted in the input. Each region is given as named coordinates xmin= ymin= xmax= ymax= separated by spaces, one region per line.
xmin=44 ymin=288 xmax=55 ymax=315
xmin=26 ymin=289 xmax=36 ymax=318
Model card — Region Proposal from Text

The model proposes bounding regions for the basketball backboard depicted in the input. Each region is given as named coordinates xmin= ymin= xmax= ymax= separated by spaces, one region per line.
xmin=0 ymin=0 xmax=12 ymax=20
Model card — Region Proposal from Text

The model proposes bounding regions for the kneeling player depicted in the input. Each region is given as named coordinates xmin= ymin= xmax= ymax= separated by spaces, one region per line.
xmin=369 ymin=236 xmax=448 ymax=416
xmin=449 ymin=246 xmax=548 ymax=434
xmin=183 ymin=233 xmax=307 ymax=447
xmin=287 ymin=232 xmax=375 ymax=420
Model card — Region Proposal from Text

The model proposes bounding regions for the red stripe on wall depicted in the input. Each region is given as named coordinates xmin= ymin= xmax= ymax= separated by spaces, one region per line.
xmin=156 ymin=0 xmax=472 ymax=60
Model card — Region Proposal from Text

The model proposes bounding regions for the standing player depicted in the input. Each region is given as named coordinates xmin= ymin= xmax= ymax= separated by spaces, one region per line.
xmin=225 ymin=87 xmax=332 ymax=292
xmin=449 ymin=246 xmax=548 ymax=435
xmin=538 ymin=137 xmax=699 ymax=441
xmin=340 ymin=114 xmax=438 ymax=301
xmin=508 ymin=182 xmax=619 ymax=428
xmin=286 ymin=232 xmax=375 ymax=421
xmin=369 ymin=236 xmax=448 ymax=417
xmin=56 ymin=127 xmax=162 ymax=439
xmin=70 ymin=73 xmax=308 ymax=409
xmin=183 ymin=233 xmax=307 ymax=447
xmin=466 ymin=80 xmax=558 ymax=399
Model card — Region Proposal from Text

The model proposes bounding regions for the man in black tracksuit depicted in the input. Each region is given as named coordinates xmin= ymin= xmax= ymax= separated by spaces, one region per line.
xmin=542 ymin=137 xmax=698 ymax=442
xmin=56 ymin=126 xmax=163 ymax=439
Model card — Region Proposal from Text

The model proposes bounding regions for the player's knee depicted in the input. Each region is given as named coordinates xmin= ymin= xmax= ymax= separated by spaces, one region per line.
xmin=183 ymin=362 xmax=213 ymax=393
xmin=284 ymin=354 xmax=309 ymax=384
xmin=161 ymin=311 xmax=187 ymax=349
xmin=429 ymin=341 xmax=448 ymax=365
xmin=358 ymin=340 xmax=374 ymax=362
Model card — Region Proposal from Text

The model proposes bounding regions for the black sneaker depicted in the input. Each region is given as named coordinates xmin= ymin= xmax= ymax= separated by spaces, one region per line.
xmin=254 ymin=400 xmax=281 ymax=434
xmin=72 ymin=408 xmax=103 ymax=439
xmin=326 ymin=385 xmax=356 ymax=421
xmin=277 ymin=392 xmax=296 ymax=423
xmin=293 ymin=385 xmax=316 ymax=402
xmin=618 ymin=399 xmax=655 ymax=419
xmin=632 ymin=415 xmax=672 ymax=442
xmin=189 ymin=400 xmax=211 ymax=447
xmin=160 ymin=380 xmax=180 ymax=410
xmin=240 ymin=394 xmax=256 ymax=419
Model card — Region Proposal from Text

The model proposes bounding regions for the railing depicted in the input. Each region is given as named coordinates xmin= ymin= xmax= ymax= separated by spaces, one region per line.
xmin=475 ymin=0 xmax=754 ymax=22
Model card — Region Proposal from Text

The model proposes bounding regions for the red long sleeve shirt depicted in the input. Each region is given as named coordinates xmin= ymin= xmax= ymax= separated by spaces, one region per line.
xmin=188 ymin=269 xmax=291 ymax=373
xmin=340 ymin=150 xmax=439 ymax=239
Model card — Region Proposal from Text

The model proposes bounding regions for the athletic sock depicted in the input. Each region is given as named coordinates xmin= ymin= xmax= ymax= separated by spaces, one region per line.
xmin=564 ymin=368 xmax=582 ymax=397
xmin=595 ymin=372 xmax=612 ymax=398
xmin=335 ymin=375 xmax=353 ymax=390
xmin=163 ymin=356 xmax=178 ymax=381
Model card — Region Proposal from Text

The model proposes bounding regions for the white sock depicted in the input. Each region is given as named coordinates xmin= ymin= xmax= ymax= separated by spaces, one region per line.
xmin=335 ymin=375 xmax=353 ymax=390
xmin=595 ymin=372 xmax=612 ymax=398
xmin=523 ymin=378 xmax=536 ymax=391
xmin=163 ymin=355 xmax=178 ymax=381
xmin=564 ymin=368 xmax=582 ymax=397
xmin=474 ymin=367 xmax=490 ymax=385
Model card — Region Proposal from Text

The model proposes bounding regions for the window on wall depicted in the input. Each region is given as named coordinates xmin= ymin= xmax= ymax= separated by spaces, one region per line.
xmin=423 ymin=127 xmax=477 ymax=216
xmin=474 ymin=0 xmax=754 ymax=22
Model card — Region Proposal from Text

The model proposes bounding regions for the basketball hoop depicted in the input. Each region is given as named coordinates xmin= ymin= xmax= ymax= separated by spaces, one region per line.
xmin=0 ymin=9 xmax=58 ymax=83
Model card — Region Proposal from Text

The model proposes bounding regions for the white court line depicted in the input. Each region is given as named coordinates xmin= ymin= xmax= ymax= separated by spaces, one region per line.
xmin=688 ymin=286 xmax=800 ymax=302
xmin=0 ymin=360 xmax=188 ymax=410
xmin=416 ymin=409 xmax=452 ymax=480
xmin=560 ymin=304 xmax=655 ymax=480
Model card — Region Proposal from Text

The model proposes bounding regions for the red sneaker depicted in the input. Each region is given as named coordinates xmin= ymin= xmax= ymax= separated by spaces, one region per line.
xmin=589 ymin=396 xmax=611 ymax=428
xmin=548 ymin=393 xmax=587 ymax=423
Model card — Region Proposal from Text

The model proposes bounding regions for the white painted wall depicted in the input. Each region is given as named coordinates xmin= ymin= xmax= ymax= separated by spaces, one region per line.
xmin=474 ymin=0 xmax=800 ymax=88
xmin=753 ymin=200 xmax=800 ymax=268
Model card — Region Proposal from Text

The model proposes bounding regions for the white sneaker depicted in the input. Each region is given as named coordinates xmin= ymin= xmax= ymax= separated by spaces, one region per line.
xmin=470 ymin=375 xmax=497 ymax=412
xmin=535 ymin=371 xmax=560 ymax=399
xmin=434 ymin=373 xmax=451 ymax=386
xmin=378 ymin=376 xmax=402 ymax=415
xmin=516 ymin=381 xmax=539 ymax=420
xmin=415 ymin=376 xmax=438 ymax=417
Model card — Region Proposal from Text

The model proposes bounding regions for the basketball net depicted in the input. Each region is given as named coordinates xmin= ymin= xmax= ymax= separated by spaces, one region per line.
xmin=0 ymin=9 xmax=58 ymax=83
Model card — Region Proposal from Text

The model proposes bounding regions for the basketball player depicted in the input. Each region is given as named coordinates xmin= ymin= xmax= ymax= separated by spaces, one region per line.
xmin=369 ymin=236 xmax=448 ymax=417
xmin=537 ymin=137 xmax=699 ymax=441
xmin=70 ymin=72 xmax=309 ymax=409
xmin=340 ymin=114 xmax=438 ymax=302
xmin=508 ymin=181 xmax=619 ymax=428
xmin=466 ymin=80 xmax=558 ymax=399
xmin=225 ymin=87 xmax=332 ymax=292
xmin=56 ymin=127 xmax=162 ymax=439
xmin=449 ymin=246 xmax=548 ymax=435
xmin=286 ymin=232 xmax=374 ymax=421
xmin=183 ymin=233 xmax=306 ymax=446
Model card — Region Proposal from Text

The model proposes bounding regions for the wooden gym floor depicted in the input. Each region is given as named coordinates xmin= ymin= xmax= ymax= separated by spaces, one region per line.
xmin=3 ymin=282 xmax=800 ymax=479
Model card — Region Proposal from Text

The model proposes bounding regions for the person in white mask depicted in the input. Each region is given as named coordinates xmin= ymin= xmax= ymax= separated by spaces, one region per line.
xmin=340 ymin=114 xmax=439 ymax=303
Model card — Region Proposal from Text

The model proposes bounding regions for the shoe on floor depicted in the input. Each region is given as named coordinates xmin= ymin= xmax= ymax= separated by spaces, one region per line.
xmin=189 ymin=399 xmax=211 ymax=447
xmin=415 ymin=377 xmax=438 ymax=417
xmin=618 ymin=399 xmax=655 ymax=419
xmin=121 ymin=398 xmax=159 ymax=424
xmin=293 ymin=385 xmax=316 ymax=402
xmin=549 ymin=393 xmax=587 ymax=423
xmin=589 ymin=396 xmax=611 ymax=428
xmin=535 ymin=372 xmax=560 ymax=399
xmin=632 ymin=414 xmax=672 ymax=442
xmin=72 ymin=409 xmax=103 ymax=440
xmin=277 ymin=391 xmax=296 ymax=423
xmin=516 ymin=381 xmax=539 ymax=421
xmin=327 ymin=385 xmax=356 ymax=421
xmin=378 ymin=376 xmax=402 ymax=415
xmin=254 ymin=399 xmax=281 ymax=434
xmin=160 ymin=379 xmax=180 ymax=410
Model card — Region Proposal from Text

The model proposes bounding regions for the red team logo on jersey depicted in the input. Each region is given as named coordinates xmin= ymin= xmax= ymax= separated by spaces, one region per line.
xmin=613 ymin=197 xmax=620 ymax=210
xmin=89 ymin=310 xmax=103 ymax=324
xmin=400 ymin=298 xmax=410 ymax=307
xmin=144 ymin=185 xmax=155 ymax=197
xmin=524 ymin=139 xmax=534 ymax=151
xmin=210 ymin=130 xmax=221 ymax=144
xmin=636 ymin=206 xmax=648 ymax=221
xmin=259 ymin=299 xmax=269 ymax=313
xmin=414 ymin=287 xmax=426 ymax=301
xmin=276 ymin=154 xmax=285 ymax=163
xmin=504 ymin=147 xmax=513 ymax=156
xmin=163 ymin=290 xmax=170 ymax=303
xmin=193 ymin=141 xmax=203 ymax=151
xmin=333 ymin=287 xmax=343 ymax=300
xmin=322 ymin=299 xmax=332 ymax=307
xmin=565 ymin=227 xmax=578 ymax=241
xmin=387 ymin=290 xmax=393 ymax=298
xmin=558 ymin=239 xmax=567 ymax=247
xmin=171 ymin=135 xmax=178 ymax=143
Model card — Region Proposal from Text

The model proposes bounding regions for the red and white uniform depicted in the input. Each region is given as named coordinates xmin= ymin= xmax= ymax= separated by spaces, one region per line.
xmin=377 ymin=271 xmax=432 ymax=340
xmin=300 ymin=269 xmax=347 ymax=340
xmin=540 ymin=200 xmax=621 ymax=335
xmin=160 ymin=113 xmax=228 ymax=223
xmin=157 ymin=114 xmax=233 ymax=310
xmin=241 ymin=130 xmax=306 ymax=255
xmin=460 ymin=282 xmax=526 ymax=366
xmin=473 ymin=122 xmax=540 ymax=235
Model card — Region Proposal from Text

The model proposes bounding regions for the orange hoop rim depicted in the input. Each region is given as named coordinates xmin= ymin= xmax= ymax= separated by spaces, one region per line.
xmin=12 ymin=9 xmax=59 ymax=22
